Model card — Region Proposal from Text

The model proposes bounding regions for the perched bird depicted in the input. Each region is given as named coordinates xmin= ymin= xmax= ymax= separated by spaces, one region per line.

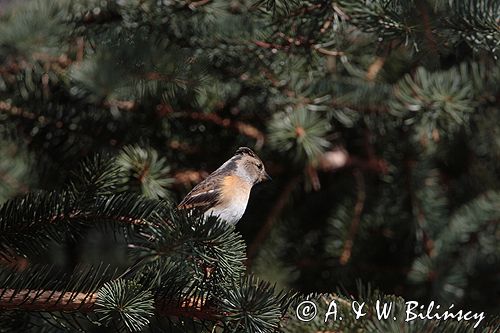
xmin=177 ymin=147 xmax=271 ymax=224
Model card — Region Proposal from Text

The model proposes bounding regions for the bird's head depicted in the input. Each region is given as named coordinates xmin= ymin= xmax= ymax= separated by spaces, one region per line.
xmin=233 ymin=147 xmax=271 ymax=185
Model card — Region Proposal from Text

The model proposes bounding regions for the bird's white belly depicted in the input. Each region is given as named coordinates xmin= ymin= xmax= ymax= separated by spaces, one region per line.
xmin=203 ymin=194 xmax=249 ymax=225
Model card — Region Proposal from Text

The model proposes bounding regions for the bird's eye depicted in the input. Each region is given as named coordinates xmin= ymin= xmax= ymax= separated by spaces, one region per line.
xmin=257 ymin=163 xmax=263 ymax=170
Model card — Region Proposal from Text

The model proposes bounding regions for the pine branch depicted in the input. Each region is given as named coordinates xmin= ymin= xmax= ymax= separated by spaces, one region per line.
xmin=415 ymin=1 xmax=439 ymax=55
xmin=0 ymin=289 xmax=97 ymax=312
xmin=139 ymin=214 xmax=247 ymax=283
xmin=435 ymin=190 xmax=500 ymax=257
xmin=337 ymin=0 xmax=418 ymax=44
xmin=0 ymin=288 xmax=220 ymax=320
xmin=172 ymin=111 xmax=265 ymax=149
xmin=219 ymin=275 xmax=297 ymax=332
xmin=0 ymin=192 xmax=167 ymax=257
xmin=117 ymin=145 xmax=174 ymax=200
xmin=0 ymin=268 xmax=296 ymax=331
xmin=447 ymin=0 xmax=500 ymax=55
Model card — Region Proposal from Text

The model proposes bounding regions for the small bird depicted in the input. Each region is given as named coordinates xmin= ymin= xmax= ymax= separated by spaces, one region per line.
xmin=177 ymin=147 xmax=271 ymax=224
xmin=116 ymin=147 xmax=269 ymax=279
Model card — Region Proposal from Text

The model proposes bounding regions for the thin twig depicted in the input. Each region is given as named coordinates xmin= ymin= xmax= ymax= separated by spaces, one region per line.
xmin=173 ymin=111 xmax=265 ymax=149
xmin=188 ymin=0 xmax=211 ymax=10
xmin=365 ymin=57 xmax=385 ymax=81
xmin=415 ymin=1 xmax=439 ymax=55
xmin=253 ymin=40 xmax=288 ymax=51
xmin=339 ymin=169 xmax=366 ymax=265
xmin=306 ymin=164 xmax=321 ymax=191
xmin=332 ymin=3 xmax=350 ymax=20
xmin=314 ymin=47 xmax=345 ymax=57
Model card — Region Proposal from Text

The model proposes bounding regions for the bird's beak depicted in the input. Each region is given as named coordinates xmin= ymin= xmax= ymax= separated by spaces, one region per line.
xmin=264 ymin=171 xmax=272 ymax=181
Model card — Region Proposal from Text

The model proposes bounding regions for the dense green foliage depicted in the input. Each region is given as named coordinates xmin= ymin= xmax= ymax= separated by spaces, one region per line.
xmin=0 ymin=0 xmax=499 ymax=332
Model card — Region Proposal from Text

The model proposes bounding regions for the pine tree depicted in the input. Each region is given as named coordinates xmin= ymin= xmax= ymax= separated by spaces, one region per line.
xmin=0 ymin=0 xmax=499 ymax=332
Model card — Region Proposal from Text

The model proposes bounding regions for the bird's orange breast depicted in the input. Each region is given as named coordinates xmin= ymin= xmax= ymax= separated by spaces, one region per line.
xmin=220 ymin=175 xmax=252 ymax=206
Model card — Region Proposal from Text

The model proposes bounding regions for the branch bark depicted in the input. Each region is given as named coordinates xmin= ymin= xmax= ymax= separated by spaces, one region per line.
xmin=0 ymin=289 xmax=97 ymax=312
xmin=173 ymin=111 xmax=265 ymax=149
xmin=0 ymin=288 xmax=220 ymax=320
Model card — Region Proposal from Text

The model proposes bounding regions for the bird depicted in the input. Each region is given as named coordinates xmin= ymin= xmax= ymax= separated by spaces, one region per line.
xmin=177 ymin=147 xmax=271 ymax=224
xmin=116 ymin=147 xmax=270 ymax=280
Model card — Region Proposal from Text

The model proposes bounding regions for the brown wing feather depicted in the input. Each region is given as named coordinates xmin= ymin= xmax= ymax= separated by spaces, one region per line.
xmin=177 ymin=176 xmax=222 ymax=212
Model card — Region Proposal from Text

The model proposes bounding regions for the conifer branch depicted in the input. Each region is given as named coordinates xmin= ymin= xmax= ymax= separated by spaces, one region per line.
xmin=0 ymin=288 xmax=220 ymax=320
xmin=415 ymin=1 xmax=439 ymax=54
xmin=0 ymin=289 xmax=97 ymax=312
xmin=173 ymin=112 xmax=265 ymax=149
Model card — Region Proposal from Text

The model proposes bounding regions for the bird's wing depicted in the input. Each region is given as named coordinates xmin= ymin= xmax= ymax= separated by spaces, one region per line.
xmin=177 ymin=176 xmax=222 ymax=212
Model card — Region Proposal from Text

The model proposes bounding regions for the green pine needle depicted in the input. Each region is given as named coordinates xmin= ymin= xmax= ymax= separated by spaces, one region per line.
xmin=117 ymin=145 xmax=174 ymax=200
xmin=268 ymin=107 xmax=331 ymax=163
xmin=391 ymin=66 xmax=476 ymax=139
xmin=96 ymin=279 xmax=154 ymax=332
